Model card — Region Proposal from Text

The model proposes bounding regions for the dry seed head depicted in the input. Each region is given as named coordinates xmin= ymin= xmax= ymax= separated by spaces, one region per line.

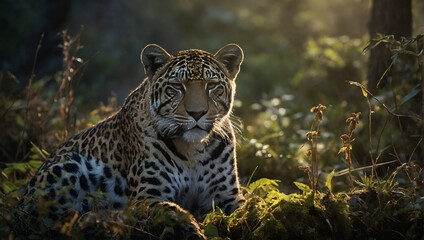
xmin=306 ymin=131 xmax=318 ymax=142
xmin=310 ymin=104 xmax=326 ymax=122
xmin=299 ymin=165 xmax=311 ymax=172
xmin=304 ymin=150 xmax=312 ymax=158
xmin=338 ymin=146 xmax=347 ymax=155
xmin=346 ymin=112 xmax=361 ymax=133
xmin=345 ymin=117 xmax=354 ymax=123
xmin=353 ymin=112 xmax=361 ymax=119
xmin=338 ymin=146 xmax=351 ymax=159
xmin=340 ymin=134 xmax=350 ymax=144
xmin=346 ymin=112 xmax=361 ymax=123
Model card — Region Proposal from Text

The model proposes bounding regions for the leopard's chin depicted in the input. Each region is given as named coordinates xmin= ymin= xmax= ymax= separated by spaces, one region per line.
xmin=182 ymin=127 xmax=209 ymax=143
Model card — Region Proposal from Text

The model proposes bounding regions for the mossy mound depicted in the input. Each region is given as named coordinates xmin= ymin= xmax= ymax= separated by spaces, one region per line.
xmin=1 ymin=178 xmax=423 ymax=239
xmin=203 ymin=180 xmax=352 ymax=240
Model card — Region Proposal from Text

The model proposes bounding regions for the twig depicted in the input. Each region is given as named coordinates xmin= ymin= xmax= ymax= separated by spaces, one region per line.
xmin=376 ymin=117 xmax=390 ymax=157
xmin=15 ymin=33 xmax=44 ymax=161
xmin=420 ymin=37 xmax=424 ymax=160
xmin=364 ymin=90 xmax=377 ymax=177
xmin=334 ymin=159 xmax=398 ymax=177
xmin=349 ymin=81 xmax=423 ymax=122
xmin=408 ymin=138 xmax=423 ymax=164
xmin=0 ymin=100 xmax=15 ymax=121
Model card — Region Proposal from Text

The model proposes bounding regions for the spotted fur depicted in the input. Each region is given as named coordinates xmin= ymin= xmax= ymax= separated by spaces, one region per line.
xmin=24 ymin=44 xmax=244 ymax=231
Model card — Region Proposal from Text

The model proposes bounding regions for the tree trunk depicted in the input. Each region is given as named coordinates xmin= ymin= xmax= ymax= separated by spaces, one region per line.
xmin=367 ymin=0 xmax=412 ymax=93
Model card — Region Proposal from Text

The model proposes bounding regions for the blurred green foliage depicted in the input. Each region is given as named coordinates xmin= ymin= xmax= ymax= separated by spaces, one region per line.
xmin=1 ymin=0 xmax=374 ymax=103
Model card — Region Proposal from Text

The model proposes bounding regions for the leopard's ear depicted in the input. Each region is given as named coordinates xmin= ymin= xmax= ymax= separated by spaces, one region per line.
xmin=214 ymin=44 xmax=244 ymax=80
xmin=141 ymin=44 xmax=172 ymax=79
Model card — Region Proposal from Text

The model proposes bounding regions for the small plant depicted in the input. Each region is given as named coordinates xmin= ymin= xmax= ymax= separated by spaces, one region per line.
xmin=52 ymin=28 xmax=88 ymax=140
xmin=300 ymin=104 xmax=326 ymax=193
xmin=338 ymin=112 xmax=361 ymax=190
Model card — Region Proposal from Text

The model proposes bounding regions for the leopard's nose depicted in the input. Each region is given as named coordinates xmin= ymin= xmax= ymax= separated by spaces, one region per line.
xmin=187 ymin=111 xmax=207 ymax=121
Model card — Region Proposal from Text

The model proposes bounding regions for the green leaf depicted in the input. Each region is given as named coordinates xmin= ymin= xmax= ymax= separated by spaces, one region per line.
xmin=30 ymin=142 xmax=49 ymax=160
xmin=265 ymin=147 xmax=279 ymax=158
xmin=258 ymin=132 xmax=283 ymax=143
xmin=15 ymin=114 xmax=25 ymax=127
xmin=325 ymin=170 xmax=335 ymax=192
xmin=249 ymin=178 xmax=280 ymax=194
xmin=267 ymin=191 xmax=289 ymax=207
xmin=293 ymin=182 xmax=311 ymax=193
xmin=1 ymin=181 xmax=18 ymax=194
xmin=28 ymin=160 xmax=43 ymax=171
xmin=3 ymin=163 xmax=27 ymax=174
xmin=362 ymin=35 xmax=392 ymax=54
xmin=14 ymin=163 xmax=27 ymax=173
xmin=377 ymin=58 xmax=395 ymax=88
xmin=246 ymin=166 xmax=258 ymax=188
xmin=203 ymin=224 xmax=220 ymax=238
xmin=400 ymin=85 xmax=421 ymax=106
xmin=348 ymin=81 xmax=367 ymax=97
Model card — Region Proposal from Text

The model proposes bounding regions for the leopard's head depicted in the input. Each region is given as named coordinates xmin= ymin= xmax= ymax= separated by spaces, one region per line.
xmin=141 ymin=44 xmax=243 ymax=143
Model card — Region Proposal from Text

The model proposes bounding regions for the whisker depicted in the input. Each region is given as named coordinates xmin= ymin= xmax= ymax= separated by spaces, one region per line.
xmin=173 ymin=115 xmax=190 ymax=120
xmin=229 ymin=114 xmax=243 ymax=136
xmin=173 ymin=114 xmax=189 ymax=118
xmin=162 ymin=115 xmax=193 ymax=123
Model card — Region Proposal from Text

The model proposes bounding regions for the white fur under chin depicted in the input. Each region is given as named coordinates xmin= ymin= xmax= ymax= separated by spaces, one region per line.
xmin=182 ymin=128 xmax=209 ymax=143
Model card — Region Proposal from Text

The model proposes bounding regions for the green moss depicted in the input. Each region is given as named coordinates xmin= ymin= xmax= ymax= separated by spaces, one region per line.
xmin=252 ymin=215 xmax=287 ymax=240
xmin=1 ymin=177 xmax=423 ymax=239
xmin=201 ymin=180 xmax=355 ymax=240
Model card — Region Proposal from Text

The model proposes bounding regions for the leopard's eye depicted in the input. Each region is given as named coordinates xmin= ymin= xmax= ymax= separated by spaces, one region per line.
xmin=165 ymin=87 xmax=177 ymax=96
xmin=166 ymin=83 xmax=184 ymax=96
xmin=170 ymin=83 xmax=184 ymax=91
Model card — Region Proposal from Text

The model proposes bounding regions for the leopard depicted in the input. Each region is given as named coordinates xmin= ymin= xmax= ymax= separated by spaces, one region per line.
xmin=23 ymin=43 xmax=245 ymax=238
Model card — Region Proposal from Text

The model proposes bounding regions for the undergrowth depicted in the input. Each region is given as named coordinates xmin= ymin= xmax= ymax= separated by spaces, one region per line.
xmin=1 ymin=32 xmax=423 ymax=239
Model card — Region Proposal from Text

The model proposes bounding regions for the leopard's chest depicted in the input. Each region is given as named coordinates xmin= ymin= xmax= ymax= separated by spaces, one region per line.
xmin=174 ymin=164 xmax=224 ymax=218
xmin=134 ymin=137 xmax=235 ymax=217
xmin=175 ymin=152 xmax=234 ymax=216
